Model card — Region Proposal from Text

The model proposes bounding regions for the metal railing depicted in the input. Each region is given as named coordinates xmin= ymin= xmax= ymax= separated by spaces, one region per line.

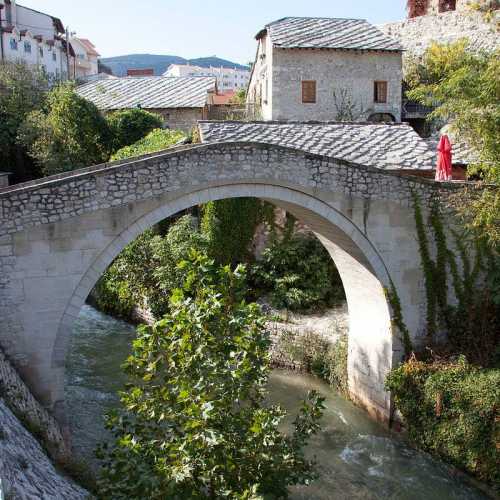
xmin=402 ymin=100 xmax=435 ymax=117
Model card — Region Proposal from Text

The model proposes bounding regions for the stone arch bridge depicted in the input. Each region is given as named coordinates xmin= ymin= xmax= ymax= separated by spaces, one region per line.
xmin=0 ymin=141 xmax=457 ymax=434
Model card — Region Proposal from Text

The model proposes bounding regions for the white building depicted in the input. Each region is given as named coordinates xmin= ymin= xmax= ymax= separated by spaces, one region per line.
xmin=164 ymin=63 xmax=250 ymax=91
xmin=70 ymin=37 xmax=100 ymax=80
xmin=0 ymin=0 xmax=69 ymax=80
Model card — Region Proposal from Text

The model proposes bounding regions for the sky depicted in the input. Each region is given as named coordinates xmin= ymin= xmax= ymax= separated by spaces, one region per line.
xmin=18 ymin=1 xmax=407 ymax=63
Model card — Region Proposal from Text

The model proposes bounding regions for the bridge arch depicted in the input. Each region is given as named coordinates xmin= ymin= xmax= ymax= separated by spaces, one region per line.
xmin=0 ymin=141 xmax=442 ymax=435
xmin=53 ymin=184 xmax=395 ymax=427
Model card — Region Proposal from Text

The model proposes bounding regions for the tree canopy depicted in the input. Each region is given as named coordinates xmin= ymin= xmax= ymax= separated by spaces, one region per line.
xmin=97 ymin=251 xmax=325 ymax=499
xmin=18 ymin=83 xmax=112 ymax=176
xmin=406 ymin=40 xmax=500 ymax=245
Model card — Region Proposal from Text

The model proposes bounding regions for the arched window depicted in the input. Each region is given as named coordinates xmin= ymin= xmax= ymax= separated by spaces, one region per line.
xmin=368 ymin=113 xmax=396 ymax=123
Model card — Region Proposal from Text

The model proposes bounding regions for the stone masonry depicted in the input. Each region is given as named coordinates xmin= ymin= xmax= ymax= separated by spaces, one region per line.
xmin=0 ymin=140 xmax=469 ymax=434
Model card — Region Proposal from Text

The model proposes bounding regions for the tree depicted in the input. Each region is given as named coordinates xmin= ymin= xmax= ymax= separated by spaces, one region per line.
xmin=97 ymin=251 xmax=324 ymax=499
xmin=0 ymin=61 xmax=49 ymax=181
xmin=407 ymin=41 xmax=500 ymax=245
xmin=18 ymin=83 xmax=112 ymax=176
xmin=229 ymin=88 xmax=247 ymax=105
xmin=106 ymin=108 xmax=163 ymax=153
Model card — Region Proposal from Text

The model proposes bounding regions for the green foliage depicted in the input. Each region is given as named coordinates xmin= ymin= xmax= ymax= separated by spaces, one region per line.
xmin=96 ymin=251 xmax=325 ymax=499
xmin=251 ymin=235 xmax=344 ymax=312
xmin=18 ymin=83 xmax=112 ymax=176
xmin=94 ymin=216 xmax=208 ymax=320
xmin=110 ymin=128 xmax=185 ymax=161
xmin=201 ymin=198 xmax=264 ymax=266
xmin=386 ymin=357 xmax=499 ymax=488
xmin=229 ymin=88 xmax=247 ymax=105
xmin=278 ymin=329 xmax=349 ymax=394
xmin=106 ymin=108 xmax=163 ymax=152
xmin=413 ymin=195 xmax=499 ymax=366
xmin=406 ymin=41 xmax=500 ymax=245
xmin=0 ymin=61 xmax=49 ymax=181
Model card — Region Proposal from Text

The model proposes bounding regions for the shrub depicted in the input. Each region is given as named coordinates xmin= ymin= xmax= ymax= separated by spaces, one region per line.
xmin=106 ymin=108 xmax=163 ymax=152
xmin=386 ymin=357 xmax=499 ymax=488
xmin=251 ymin=235 xmax=344 ymax=311
xmin=110 ymin=128 xmax=185 ymax=161
xmin=18 ymin=83 xmax=112 ymax=176
xmin=96 ymin=251 xmax=325 ymax=499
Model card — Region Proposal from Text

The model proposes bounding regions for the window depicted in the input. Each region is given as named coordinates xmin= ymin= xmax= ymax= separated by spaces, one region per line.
xmin=10 ymin=38 xmax=18 ymax=51
xmin=39 ymin=47 xmax=44 ymax=58
xmin=302 ymin=80 xmax=316 ymax=104
xmin=374 ymin=81 xmax=388 ymax=103
xmin=24 ymin=41 xmax=32 ymax=54
xmin=52 ymin=52 xmax=57 ymax=62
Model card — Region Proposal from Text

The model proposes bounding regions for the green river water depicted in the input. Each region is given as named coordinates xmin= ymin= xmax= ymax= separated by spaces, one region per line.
xmin=65 ymin=305 xmax=490 ymax=500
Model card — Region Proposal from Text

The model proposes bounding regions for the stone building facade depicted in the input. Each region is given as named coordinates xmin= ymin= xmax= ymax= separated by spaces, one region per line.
xmin=247 ymin=17 xmax=403 ymax=122
xmin=381 ymin=8 xmax=500 ymax=57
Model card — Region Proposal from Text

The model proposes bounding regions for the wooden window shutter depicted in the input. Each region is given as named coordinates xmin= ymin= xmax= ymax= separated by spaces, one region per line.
xmin=374 ymin=81 xmax=388 ymax=103
xmin=302 ymin=80 xmax=316 ymax=103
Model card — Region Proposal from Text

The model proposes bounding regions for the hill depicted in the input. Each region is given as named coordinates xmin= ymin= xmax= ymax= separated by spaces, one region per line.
xmin=100 ymin=54 xmax=250 ymax=77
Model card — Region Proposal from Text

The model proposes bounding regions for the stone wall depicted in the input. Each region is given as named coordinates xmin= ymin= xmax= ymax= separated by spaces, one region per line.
xmin=0 ymin=399 xmax=87 ymax=499
xmin=380 ymin=10 xmax=499 ymax=57
xmin=272 ymin=48 xmax=402 ymax=122
xmin=0 ymin=348 xmax=70 ymax=462
xmin=149 ymin=107 xmax=205 ymax=133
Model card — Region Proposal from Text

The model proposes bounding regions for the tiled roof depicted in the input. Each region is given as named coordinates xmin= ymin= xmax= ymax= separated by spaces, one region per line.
xmin=259 ymin=17 xmax=402 ymax=52
xmin=198 ymin=121 xmax=434 ymax=171
xmin=425 ymin=137 xmax=478 ymax=166
xmin=77 ymin=76 xmax=217 ymax=110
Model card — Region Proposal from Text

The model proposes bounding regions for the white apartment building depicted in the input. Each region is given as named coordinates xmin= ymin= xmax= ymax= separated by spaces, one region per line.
xmin=70 ymin=37 xmax=99 ymax=80
xmin=164 ymin=63 xmax=250 ymax=91
xmin=0 ymin=0 xmax=69 ymax=79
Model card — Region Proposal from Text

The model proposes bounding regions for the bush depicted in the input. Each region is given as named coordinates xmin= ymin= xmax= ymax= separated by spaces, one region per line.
xmin=106 ymin=109 xmax=163 ymax=152
xmin=18 ymin=83 xmax=112 ymax=176
xmin=110 ymin=128 xmax=185 ymax=161
xmin=251 ymin=235 xmax=344 ymax=311
xmin=96 ymin=251 xmax=325 ymax=499
xmin=386 ymin=357 xmax=499 ymax=488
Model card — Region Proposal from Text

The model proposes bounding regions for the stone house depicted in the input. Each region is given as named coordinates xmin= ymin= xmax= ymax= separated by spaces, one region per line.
xmin=247 ymin=17 xmax=403 ymax=122
xmin=76 ymin=76 xmax=217 ymax=133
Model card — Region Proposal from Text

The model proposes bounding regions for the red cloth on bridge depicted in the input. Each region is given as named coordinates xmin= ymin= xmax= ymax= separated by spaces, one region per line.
xmin=435 ymin=135 xmax=452 ymax=181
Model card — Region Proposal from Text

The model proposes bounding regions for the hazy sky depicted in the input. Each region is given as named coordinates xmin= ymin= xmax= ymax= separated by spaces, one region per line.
xmin=18 ymin=1 xmax=407 ymax=63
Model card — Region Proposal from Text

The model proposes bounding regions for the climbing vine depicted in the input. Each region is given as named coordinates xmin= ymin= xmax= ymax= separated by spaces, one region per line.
xmin=386 ymin=283 xmax=413 ymax=357
xmin=201 ymin=198 xmax=265 ymax=266
xmin=412 ymin=193 xmax=499 ymax=366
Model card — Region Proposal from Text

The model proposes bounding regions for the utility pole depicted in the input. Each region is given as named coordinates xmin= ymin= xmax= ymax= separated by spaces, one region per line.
xmin=0 ymin=5 xmax=5 ymax=63
xmin=65 ymin=26 xmax=71 ymax=80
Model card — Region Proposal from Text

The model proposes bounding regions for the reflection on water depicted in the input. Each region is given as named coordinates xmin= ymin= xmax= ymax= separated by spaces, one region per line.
xmin=66 ymin=305 xmax=488 ymax=500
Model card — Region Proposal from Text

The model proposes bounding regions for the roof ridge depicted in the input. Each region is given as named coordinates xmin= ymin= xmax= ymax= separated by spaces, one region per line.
xmin=267 ymin=16 xmax=368 ymax=26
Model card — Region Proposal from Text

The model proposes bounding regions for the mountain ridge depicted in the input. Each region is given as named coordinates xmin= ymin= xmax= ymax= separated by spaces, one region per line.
xmin=100 ymin=54 xmax=250 ymax=77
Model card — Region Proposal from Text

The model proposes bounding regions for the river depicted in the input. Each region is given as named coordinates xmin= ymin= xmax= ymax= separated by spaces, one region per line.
xmin=65 ymin=305 xmax=489 ymax=500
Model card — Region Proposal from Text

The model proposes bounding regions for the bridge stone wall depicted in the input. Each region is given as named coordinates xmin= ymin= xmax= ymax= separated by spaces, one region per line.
xmin=0 ymin=142 xmax=462 ymax=434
